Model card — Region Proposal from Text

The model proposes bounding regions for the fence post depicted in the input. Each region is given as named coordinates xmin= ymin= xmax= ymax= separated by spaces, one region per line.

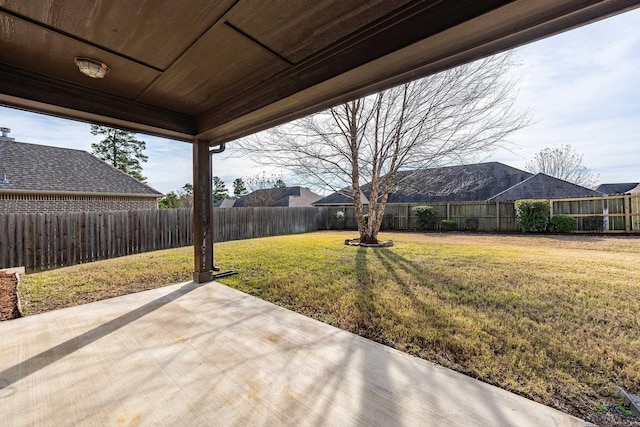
xmin=625 ymin=195 xmax=631 ymax=233
xmin=406 ymin=204 xmax=410 ymax=229
xmin=549 ymin=199 xmax=554 ymax=220
xmin=446 ymin=203 xmax=450 ymax=220
xmin=495 ymin=201 xmax=500 ymax=231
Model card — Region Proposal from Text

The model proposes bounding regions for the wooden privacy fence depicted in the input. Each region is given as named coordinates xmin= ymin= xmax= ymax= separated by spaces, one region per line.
xmin=328 ymin=201 xmax=518 ymax=231
xmin=327 ymin=194 xmax=640 ymax=233
xmin=0 ymin=207 xmax=328 ymax=272
xmin=213 ymin=206 xmax=328 ymax=242
xmin=551 ymin=194 xmax=640 ymax=233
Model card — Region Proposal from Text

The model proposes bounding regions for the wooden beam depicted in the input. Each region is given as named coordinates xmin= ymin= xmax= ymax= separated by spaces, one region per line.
xmin=192 ymin=139 xmax=213 ymax=283
xmin=0 ymin=65 xmax=196 ymax=141
xmin=197 ymin=0 xmax=639 ymax=143
xmin=197 ymin=0 xmax=510 ymax=131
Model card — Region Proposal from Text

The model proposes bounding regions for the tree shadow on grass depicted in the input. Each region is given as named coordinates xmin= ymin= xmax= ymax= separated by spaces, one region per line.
xmin=352 ymin=246 xmax=524 ymax=425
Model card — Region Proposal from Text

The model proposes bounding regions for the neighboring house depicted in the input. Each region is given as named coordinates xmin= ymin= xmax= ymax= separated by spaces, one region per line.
xmin=215 ymin=186 xmax=323 ymax=208
xmin=314 ymin=162 xmax=602 ymax=206
xmin=595 ymin=183 xmax=639 ymax=195
xmin=0 ymin=134 xmax=161 ymax=213
xmin=215 ymin=198 xmax=238 ymax=208
xmin=487 ymin=173 xmax=603 ymax=201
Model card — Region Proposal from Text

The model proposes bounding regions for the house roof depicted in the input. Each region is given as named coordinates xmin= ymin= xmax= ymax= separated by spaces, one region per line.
xmin=217 ymin=187 xmax=323 ymax=208
xmin=0 ymin=139 xmax=161 ymax=197
xmin=594 ymin=183 xmax=639 ymax=195
xmin=314 ymin=162 xmax=604 ymax=205
xmin=312 ymin=189 xmax=370 ymax=206
xmin=488 ymin=173 xmax=603 ymax=201
xmin=314 ymin=162 xmax=532 ymax=205
xmin=213 ymin=198 xmax=238 ymax=208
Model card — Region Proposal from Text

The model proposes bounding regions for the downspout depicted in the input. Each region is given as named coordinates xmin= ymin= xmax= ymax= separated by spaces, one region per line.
xmin=208 ymin=142 xmax=238 ymax=279
xmin=209 ymin=142 xmax=226 ymax=156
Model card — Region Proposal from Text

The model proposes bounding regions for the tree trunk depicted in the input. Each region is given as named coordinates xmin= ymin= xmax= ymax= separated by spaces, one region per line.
xmin=360 ymin=231 xmax=378 ymax=245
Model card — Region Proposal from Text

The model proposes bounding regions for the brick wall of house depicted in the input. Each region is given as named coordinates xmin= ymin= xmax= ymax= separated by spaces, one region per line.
xmin=0 ymin=194 xmax=158 ymax=213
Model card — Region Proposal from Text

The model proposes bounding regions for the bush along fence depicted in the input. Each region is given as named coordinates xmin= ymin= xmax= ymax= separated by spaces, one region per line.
xmin=328 ymin=201 xmax=518 ymax=231
xmin=550 ymin=194 xmax=640 ymax=233
xmin=0 ymin=207 xmax=328 ymax=272
xmin=327 ymin=194 xmax=640 ymax=234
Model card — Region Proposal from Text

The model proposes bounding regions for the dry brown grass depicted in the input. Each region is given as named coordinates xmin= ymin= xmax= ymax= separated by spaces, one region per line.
xmin=217 ymin=232 xmax=640 ymax=418
xmin=19 ymin=248 xmax=193 ymax=314
xmin=20 ymin=231 xmax=640 ymax=418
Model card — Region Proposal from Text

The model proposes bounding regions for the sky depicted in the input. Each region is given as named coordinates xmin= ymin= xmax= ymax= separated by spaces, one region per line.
xmin=1 ymin=7 xmax=639 ymax=195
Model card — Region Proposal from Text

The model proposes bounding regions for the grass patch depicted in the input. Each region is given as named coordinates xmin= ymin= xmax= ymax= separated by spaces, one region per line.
xmin=20 ymin=231 xmax=640 ymax=418
xmin=19 ymin=248 xmax=193 ymax=314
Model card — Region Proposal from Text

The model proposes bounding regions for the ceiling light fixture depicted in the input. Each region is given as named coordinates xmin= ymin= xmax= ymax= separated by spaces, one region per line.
xmin=74 ymin=57 xmax=110 ymax=79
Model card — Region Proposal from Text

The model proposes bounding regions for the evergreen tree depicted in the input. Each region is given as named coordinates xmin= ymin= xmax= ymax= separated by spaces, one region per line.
xmin=91 ymin=125 xmax=148 ymax=182
xmin=233 ymin=178 xmax=248 ymax=197
xmin=176 ymin=183 xmax=193 ymax=208
xmin=158 ymin=192 xmax=178 ymax=209
xmin=213 ymin=176 xmax=229 ymax=202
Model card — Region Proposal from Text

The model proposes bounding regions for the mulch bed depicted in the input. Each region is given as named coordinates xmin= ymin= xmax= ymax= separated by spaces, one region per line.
xmin=0 ymin=273 xmax=21 ymax=320
xmin=344 ymin=238 xmax=394 ymax=248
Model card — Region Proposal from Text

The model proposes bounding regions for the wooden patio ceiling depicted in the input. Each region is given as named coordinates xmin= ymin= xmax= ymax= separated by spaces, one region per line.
xmin=1 ymin=0 xmax=638 ymax=146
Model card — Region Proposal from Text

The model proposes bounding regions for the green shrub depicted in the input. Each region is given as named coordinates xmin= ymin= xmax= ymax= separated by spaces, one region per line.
xmin=464 ymin=216 xmax=479 ymax=231
xmin=514 ymin=199 xmax=550 ymax=232
xmin=412 ymin=206 xmax=437 ymax=230
xmin=549 ymin=215 xmax=577 ymax=233
xmin=441 ymin=219 xmax=457 ymax=231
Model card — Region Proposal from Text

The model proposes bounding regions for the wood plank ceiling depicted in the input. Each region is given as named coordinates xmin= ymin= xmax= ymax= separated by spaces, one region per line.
xmin=0 ymin=0 xmax=638 ymax=145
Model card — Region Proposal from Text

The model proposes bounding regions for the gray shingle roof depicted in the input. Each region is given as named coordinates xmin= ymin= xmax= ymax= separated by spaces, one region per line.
xmin=314 ymin=162 xmax=533 ymax=205
xmin=488 ymin=173 xmax=603 ymax=201
xmin=213 ymin=198 xmax=238 ymax=208
xmin=594 ymin=183 xmax=639 ymax=195
xmin=0 ymin=140 xmax=161 ymax=196
xmin=312 ymin=189 xmax=369 ymax=206
xmin=313 ymin=162 xmax=605 ymax=205
xmin=220 ymin=187 xmax=323 ymax=207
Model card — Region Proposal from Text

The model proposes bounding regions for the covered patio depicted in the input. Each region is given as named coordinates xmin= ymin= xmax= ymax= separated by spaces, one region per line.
xmin=1 ymin=1 xmax=638 ymax=424
xmin=0 ymin=280 xmax=582 ymax=426
xmin=1 ymin=0 xmax=637 ymax=282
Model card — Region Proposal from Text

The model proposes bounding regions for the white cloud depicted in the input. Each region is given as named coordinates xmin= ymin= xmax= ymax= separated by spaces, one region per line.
xmin=492 ymin=7 xmax=640 ymax=185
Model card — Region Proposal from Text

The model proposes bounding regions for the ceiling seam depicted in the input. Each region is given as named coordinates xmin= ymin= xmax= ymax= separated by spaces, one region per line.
xmin=198 ymin=0 xmax=638 ymax=143
xmin=195 ymin=0 xmax=509 ymax=130
xmin=133 ymin=0 xmax=242 ymax=103
xmin=0 ymin=6 xmax=163 ymax=72
xmin=223 ymin=21 xmax=294 ymax=66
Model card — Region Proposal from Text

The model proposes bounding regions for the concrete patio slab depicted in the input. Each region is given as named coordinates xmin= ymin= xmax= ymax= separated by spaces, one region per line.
xmin=0 ymin=281 xmax=583 ymax=426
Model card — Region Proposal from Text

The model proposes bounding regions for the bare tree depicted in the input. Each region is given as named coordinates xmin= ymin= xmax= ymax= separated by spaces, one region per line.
xmin=235 ymin=52 xmax=529 ymax=244
xmin=525 ymin=144 xmax=599 ymax=188
xmin=245 ymin=171 xmax=285 ymax=191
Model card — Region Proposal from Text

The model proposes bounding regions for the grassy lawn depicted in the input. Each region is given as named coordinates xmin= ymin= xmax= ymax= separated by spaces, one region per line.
xmin=19 ymin=231 xmax=640 ymax=418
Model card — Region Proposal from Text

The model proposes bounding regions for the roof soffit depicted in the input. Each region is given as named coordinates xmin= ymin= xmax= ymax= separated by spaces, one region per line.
xmin=0 ymin=0 xmax=638 ymax=143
